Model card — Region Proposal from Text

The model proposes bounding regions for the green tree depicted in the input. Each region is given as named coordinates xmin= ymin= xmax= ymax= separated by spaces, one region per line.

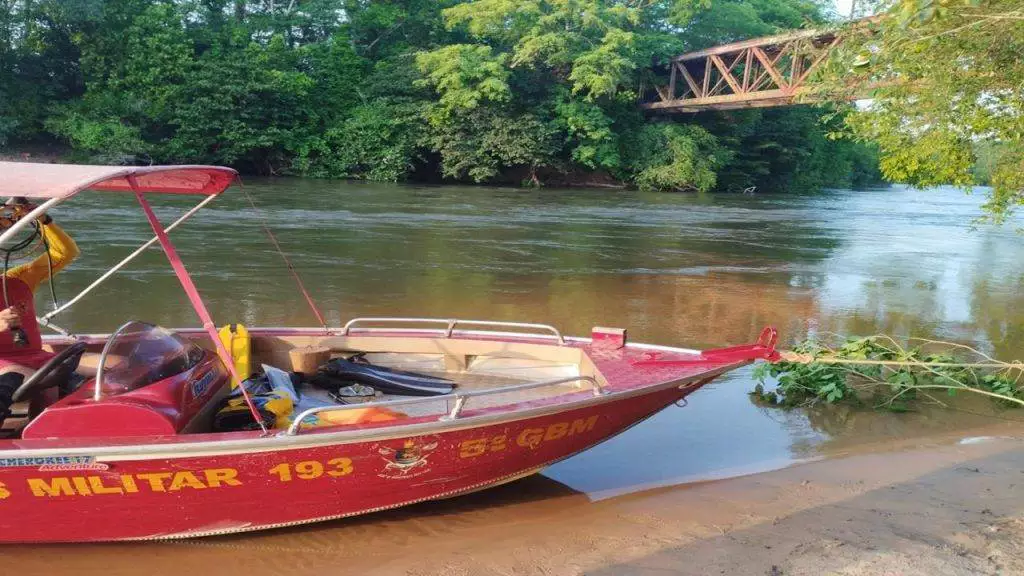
xmin=292 ymin=100 xmax=426 ymax=181
xmin=427 ymin=107 xmax=557 ymax=182
xmin=414 ymin=0 xmax=743 ymax=189
xmin=1 ymin=0 xmax=884 ymax=195
xmin=816 ymin=0 xmax=1024 ymax=221
xmin=0 ymin=0 xmax=90 ymax=146
xmin=626 ymin=123 xmax=730 ymax=192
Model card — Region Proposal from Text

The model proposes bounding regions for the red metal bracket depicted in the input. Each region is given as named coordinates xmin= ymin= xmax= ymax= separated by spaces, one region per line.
xmin=591 ymin=326 xmax=627 ymax=350
xmin=632 ymin=327 xmax=780 ymax=366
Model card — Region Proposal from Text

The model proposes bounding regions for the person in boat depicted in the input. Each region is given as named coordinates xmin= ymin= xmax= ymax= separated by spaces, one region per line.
xmin=0 ymin=201 xmax=79 ymax=425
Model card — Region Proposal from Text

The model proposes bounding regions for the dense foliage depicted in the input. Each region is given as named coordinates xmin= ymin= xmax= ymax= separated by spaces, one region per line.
xmin=815 ymin=0 xmax=1024 ymax=221
xmin=0 ymin=0 xmax=883 ymax=192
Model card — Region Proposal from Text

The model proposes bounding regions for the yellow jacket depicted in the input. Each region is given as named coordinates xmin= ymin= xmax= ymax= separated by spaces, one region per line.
xmin=6 ymin=223 xmax=79 ymax=289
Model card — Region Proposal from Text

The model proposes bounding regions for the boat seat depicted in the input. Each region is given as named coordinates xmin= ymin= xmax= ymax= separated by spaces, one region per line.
xmin=0 ymin=400 xmax=31 ymax=434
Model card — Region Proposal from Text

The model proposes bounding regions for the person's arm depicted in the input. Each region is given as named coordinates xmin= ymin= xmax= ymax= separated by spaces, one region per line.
xmin=7 ymin=222 xmax=80 ymax=291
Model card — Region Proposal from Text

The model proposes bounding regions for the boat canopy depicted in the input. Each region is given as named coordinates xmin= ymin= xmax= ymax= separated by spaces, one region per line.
xmin=1 ymin=162 xmax=238 ymax=200
xmin=0 ymin=161 xmax=268 ymax=429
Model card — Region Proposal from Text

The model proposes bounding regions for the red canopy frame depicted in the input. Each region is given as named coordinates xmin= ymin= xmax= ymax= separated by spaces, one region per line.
xmin=129 ymin=178 xmax=269 ymax=433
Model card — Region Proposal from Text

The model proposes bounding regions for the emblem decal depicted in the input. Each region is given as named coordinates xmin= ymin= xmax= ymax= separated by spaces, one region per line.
xmin=375 ymin=437 xmax=439 ymax=479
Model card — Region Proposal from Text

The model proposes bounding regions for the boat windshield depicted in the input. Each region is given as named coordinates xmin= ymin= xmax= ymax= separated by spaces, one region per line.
xmin=99 ymin=321 xmax=205 ymax=396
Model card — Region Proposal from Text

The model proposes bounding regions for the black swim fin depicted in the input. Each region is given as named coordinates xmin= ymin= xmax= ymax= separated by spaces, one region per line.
xmin=312 ymin=357 xmax=455 ymax=396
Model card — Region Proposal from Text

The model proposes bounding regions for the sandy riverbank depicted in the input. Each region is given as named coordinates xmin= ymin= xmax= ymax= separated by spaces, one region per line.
xmin=4 ymin=430 xmax=1022 ymax=575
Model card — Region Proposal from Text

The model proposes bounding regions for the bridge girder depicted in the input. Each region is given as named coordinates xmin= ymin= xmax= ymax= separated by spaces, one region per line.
xmin=640 ymin=27 xmax=843 ymax=113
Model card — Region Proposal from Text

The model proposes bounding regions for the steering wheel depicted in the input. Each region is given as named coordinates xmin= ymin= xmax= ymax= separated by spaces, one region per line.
xmin=11 ymin=342 xmax=87 ymax=403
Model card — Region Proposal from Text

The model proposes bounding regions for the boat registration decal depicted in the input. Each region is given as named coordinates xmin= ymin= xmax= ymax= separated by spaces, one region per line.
xmin=458 ymin=415 xmax=599 ymax=458
xmin=268 ymin=458 xmax=354 ymax=482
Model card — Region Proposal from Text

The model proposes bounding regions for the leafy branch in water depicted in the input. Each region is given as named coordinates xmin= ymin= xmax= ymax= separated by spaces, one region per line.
xmin=752 ymin=335 xmax=1024 ymax=412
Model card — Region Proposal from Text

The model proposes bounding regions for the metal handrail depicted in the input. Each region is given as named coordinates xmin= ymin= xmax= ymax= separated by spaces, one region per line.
xmin=340 ymin=317 xmax=565 ymax=345
xmin=42 ymin=194 xmax=219 ymax=323
xmin=93 ymin=320 xmax=137 ymax=401
xmin=285 ymin=375 xmax=603 ymax=435
xmin=36 ymin=316 xmax=71 ymax=336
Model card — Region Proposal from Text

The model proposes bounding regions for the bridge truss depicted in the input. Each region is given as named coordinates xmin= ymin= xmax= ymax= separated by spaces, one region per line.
xmin=640 ymin=27 xmax=842 ymax=113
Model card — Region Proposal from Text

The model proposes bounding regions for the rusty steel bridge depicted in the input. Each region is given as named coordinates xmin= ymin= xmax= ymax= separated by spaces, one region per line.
xmin=640 ymin=26 xmax=847 ymax=113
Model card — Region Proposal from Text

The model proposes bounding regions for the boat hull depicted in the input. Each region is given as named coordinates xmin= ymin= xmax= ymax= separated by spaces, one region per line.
xmin=0 ymin=383 xmax=690 ymax=542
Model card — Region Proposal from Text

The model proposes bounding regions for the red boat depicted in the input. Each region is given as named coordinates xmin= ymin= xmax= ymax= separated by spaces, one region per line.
xmin=0 ymin=163 xmax=778 ymax=543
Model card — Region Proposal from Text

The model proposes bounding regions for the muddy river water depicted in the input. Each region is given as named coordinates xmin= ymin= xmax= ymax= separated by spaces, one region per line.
xmin=6 ymin=181 xmax=1023 ymax=571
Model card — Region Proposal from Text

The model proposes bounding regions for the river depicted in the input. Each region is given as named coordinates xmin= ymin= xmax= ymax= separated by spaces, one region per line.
xmin=9 ymin=180 xmax=1024 ymax=571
